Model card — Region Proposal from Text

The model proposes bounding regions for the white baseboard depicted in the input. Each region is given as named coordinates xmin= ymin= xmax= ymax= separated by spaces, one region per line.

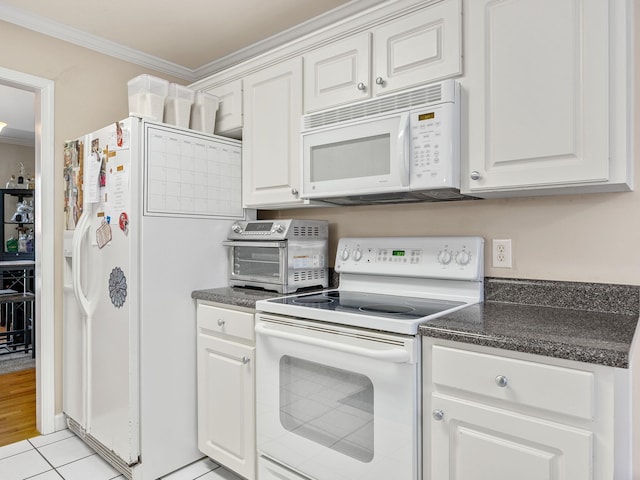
xmin=54 ymin=413 xmax=68 ymax=432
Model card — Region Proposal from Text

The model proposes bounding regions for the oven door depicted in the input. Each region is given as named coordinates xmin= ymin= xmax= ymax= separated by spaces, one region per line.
xmin=224 ymin=241 xmax=287 ymax=289
xmin=255 ymin=314 xmax=420 ymax=480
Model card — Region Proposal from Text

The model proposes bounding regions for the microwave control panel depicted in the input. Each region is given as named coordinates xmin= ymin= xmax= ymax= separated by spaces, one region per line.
xmin=409 ymin=100 xmax=460 ymax=189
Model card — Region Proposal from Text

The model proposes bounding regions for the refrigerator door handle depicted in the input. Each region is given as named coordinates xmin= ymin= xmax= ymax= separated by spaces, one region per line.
xmin=72 ymin=211 xmax=92 ymax=317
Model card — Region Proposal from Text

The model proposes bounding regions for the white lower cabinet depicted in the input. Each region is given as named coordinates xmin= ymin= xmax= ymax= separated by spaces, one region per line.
xmin=197 ymin=302 xmax=256 ymax=480
xmin=423 ymin=339 xmax=631 ymax=480
xmin=430 ymin=394 xmax=592 ymax=479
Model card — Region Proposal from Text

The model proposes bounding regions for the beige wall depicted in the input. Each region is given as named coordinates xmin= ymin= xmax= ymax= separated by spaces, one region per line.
xmin=0 ymin=143 xmax=35 ymax=186
xmin=262 ymin=187 xmax=639 ymax=285
xmin=0 ymin=20 xmax=186 ymax=414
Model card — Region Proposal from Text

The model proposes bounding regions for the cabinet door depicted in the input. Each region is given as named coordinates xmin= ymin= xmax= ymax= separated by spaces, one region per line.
xmin=242 ymin=58 xmax=304 ymax=207
xmin=303 ymin=33 xmax=371 ymax=112
xmin=197 ymin=333 xmax=255 ymax=480
xmin=463 ymin=0 xmax=610 ymax=194
xmin=428 ymin=394 xmax=592 ymax=480
xmin=372 ymin=0 xmax=461 ymax=96
xmin=206 ymin=80 xmax=242 ymax=138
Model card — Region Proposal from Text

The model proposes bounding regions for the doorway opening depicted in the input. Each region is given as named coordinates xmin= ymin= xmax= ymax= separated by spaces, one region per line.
xmin=0 ymin=66 xmax=56 ymax=437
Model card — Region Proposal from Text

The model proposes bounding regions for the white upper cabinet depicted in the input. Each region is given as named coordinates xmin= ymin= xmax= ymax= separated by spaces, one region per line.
xmin=242 ymin=58 xmax=305 ymax=208
xmin=303 ymin=33 xmax=371 ymax=112
xmin=372 ymin=0 xmax=461 ymax=96
xmin=206 ymin=80 xmax=243 ymax=139
xmin=461 ymin=0 xmax=632 ymax=196
xmin=303 ymin=0 xmax=462 ymax=113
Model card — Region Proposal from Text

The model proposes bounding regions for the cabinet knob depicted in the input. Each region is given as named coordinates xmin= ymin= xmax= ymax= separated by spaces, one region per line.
xmin=432 ymin=409 xmax=444 ymax=421
xmin=291 ymin=188 xmax=299 ymax=196
xmin=217 ymin=319 xmax=225 ymax=327
xmin=241 ymin=356 xmax=251 ymax=364
xmin=375 ymin=76 xmax=385 ymax=86
xmin=470 ymin=171 xmax=482 ymax=180
xmin=357 ymin=82 xmax=367 ymax=91
xmin=495 ymin=375 xmax=508 ymax=388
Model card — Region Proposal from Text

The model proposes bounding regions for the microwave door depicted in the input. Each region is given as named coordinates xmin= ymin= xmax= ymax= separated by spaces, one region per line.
xmin=302 ymin=113 xmax=410 ymax=200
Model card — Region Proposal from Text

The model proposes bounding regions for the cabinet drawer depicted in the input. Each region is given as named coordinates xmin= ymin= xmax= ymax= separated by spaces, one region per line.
xmin=197 ymin=303 xmax=254 ymax=341
xmin=431 ymin=345 xmax=594 ymax=420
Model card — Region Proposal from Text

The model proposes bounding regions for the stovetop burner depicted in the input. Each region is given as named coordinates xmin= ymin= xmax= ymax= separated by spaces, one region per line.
xmin=292 ymin=297 xmax=335 ymax=305
xmin=359 ymin=304 xmax=416 ymax=314
xmin=269 ymin=290 xmax=464 ymax=321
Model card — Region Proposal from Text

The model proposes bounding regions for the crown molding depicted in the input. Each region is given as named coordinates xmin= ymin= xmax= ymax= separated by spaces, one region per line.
xmin=0 ymin=0 xmax=387 ymax=83
xmin=192 ymin=0 xmax=388 ymax=79
xmin=0 ymin=2 xmax=195 ymax=81
xmin=0 ymin=135 xmax=35 ymax=147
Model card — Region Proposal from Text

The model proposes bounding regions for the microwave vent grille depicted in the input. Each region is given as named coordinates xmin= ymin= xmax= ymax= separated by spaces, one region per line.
xmin=294 ymin=269 xmax=327 ymax=283
xmin=292 ymin=225 xmax=321 ymax=237
xmin=303 ymin=82 xmax=446 ymax=129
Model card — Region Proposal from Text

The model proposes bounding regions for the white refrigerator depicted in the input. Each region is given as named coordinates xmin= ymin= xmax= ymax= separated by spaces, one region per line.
xmin=62 ymin=117 xmax=247 ymax=479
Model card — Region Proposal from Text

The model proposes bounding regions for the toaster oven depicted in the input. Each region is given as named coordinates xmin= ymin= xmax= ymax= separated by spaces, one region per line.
xmin=224 ymin=219 xmax=328 ymax=293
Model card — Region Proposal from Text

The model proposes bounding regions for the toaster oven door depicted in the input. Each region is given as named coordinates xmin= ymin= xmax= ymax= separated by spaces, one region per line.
xmin=224 ymin=241 xmax=287 ymax=289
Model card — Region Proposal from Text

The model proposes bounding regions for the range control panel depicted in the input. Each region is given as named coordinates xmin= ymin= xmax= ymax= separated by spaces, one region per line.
xmin=336 ymin=236 xmax=484 ymax=281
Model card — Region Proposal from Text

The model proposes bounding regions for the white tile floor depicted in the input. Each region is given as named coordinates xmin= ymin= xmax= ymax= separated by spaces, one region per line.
xmin=0 ymin=429 xmax=243 ymax=480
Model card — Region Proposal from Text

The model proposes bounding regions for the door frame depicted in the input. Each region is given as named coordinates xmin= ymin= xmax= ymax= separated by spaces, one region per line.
xmin=0 ymin=66 xmax=55 ymax=435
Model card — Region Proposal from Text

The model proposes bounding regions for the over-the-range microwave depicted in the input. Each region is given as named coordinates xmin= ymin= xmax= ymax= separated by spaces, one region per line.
xmin=301 ymin=79 xmax=477 ymax=205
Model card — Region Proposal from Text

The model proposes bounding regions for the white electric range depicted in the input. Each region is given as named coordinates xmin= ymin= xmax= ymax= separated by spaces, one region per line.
xmin=255 ymin=236 xmax=484 ymax=480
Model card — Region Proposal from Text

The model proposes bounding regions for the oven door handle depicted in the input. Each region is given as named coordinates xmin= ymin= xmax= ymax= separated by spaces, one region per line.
xmin=255 ymin=323 xmax=411 ymax=363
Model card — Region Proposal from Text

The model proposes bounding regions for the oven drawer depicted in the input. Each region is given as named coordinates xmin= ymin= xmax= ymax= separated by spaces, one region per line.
xmin=197 ymin=303 xmax=254 ymax=341
xmin=431 ymin=345 xmax=594 ymax=420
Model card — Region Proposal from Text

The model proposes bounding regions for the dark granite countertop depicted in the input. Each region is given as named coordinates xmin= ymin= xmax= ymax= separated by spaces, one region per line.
xmin=419 ymin=278 xmax=640 ymax=368
xmin=192 ymin=287 xmax=280 ymax=309
xmin=419 ymin=302 xmax=638 ymax=368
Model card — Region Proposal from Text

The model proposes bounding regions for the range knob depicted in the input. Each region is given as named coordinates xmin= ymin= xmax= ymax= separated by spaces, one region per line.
xmin=353 ymin=248 xmax=363 ymax=261
xmin=231 ymin=223 xmax=243 ymax=234
xmin=341 ymin=247 xmax=350 ymax=261
xmin=271 ymin=223 xmax=285 ymax=234
xmin=437 ymin=250 xmax=452 ymax=265
xmin=455 ymin=250 xmax=471 ymax=266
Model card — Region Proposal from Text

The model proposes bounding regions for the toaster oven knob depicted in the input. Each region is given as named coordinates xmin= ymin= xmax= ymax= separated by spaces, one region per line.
xmin=272 ymin=223 xmax=285 ymax=234
xmin=341 ymin=248 xmax=350 ymax=261
xmin=354 ymin=249 xmax=363 ymax=261
xmin=231 ymin=223 xmax=243 ymax=234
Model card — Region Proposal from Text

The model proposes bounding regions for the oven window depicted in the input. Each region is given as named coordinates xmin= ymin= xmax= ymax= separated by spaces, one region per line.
xmin=279 ymin=355 xmax=374 ymax=462
xmin=232 ymin=246 xmax=281 ymax=278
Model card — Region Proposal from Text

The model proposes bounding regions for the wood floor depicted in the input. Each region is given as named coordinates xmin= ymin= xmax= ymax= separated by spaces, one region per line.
xmin=0 ymin=368 xmax=38 ymax=447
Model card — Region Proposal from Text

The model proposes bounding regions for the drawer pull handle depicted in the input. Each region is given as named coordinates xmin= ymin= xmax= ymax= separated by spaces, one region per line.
xmin=217 ymin=319 xmax=225 ymax=327
xmin=241 ymin=356 xmax=251 ymax=365
xmin=432 ymin=409 xmax=444 ymax=421
xmin=357 ymin=82 xmax=367 ymax=91
xmin=495 ymin=375 xmax=508 ymax=388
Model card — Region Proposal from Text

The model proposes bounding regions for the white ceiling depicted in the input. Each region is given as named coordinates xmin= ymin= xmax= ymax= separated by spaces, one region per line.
xmin=0 ymin=0 xmax=384 ymax=146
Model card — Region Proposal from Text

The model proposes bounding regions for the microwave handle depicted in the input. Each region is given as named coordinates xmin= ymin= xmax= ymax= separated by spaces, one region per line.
xmin=397 ymin=112 xmax=411 ymax=187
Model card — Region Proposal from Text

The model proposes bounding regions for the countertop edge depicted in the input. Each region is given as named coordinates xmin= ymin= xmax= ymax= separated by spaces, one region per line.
xmin=419 ymin=322 xmax=630 ymax=368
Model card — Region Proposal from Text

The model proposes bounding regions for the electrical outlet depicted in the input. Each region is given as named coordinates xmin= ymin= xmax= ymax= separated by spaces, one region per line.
xmin=492 ymin=239 xmax=512 ymax=268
